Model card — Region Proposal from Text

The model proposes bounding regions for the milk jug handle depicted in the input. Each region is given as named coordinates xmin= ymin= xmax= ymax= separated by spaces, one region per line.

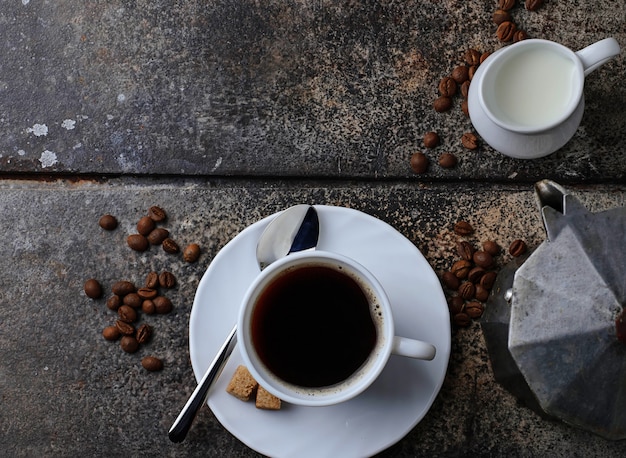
xmin=576 ymin=37 xmax=620 ymax=76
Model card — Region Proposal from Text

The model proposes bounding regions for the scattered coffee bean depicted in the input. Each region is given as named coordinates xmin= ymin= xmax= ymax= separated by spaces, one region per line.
xmin=509 ymin=239 xmax=528 ymax=257
xmin=142 ymin=356 xmax=163 ymax=372
xmin=154 ymin=296 xmax=173 ymax=314
xmin=448 ymin=296 xmax=465 ymax=315
xmin=468 ymin=65 xmax=477 ymax=80
xmin=127 ymin=233 xmax=149 ymax=252
xmin=451 ymin=65 xmax=469 ymax=84
xmin=112 ymin=280 xmax=136 ymax=296
xmin=148 ymin=206 xmax=167 ymax=222
xmin=84 ymin=279 xmax=103 ymax=299
xmin=497 ymin=21 xmax=517 ymax=42
xmin=137 ymin=287 xmax=158 ymax=300
xmin=183 ymin=243 xmax=201 ymax=263
xmin=118 ymin=305 xmax=137 ymax=323
xmin=162 ymin=238 xmax=180 ymax=254
xmin=482 ymin=240 xmax=500 ymax=256
xmin=122 ymin=292 xmax=142 ymax=308
xmin=473 ymin=251 xmax=494 ymax=269
xmin=461 ymin=132 xmax=479 ymax=150
xmin=98 ymin=214 xmax=118 ymax=231
xmin=145 ymin=271 xmax=159 ymax=289
xmin=115 ymin=320 xmax=135 ymax=336
xmin=456 ymin=241 xmax=475 ymax=261
xmin=442 ymin=271 xmax=461 ymax=290
xmin=451 ymin=259 xmax=472 ymax=279
xmin=498 ymin=0 xmax=516 ymax=11
xmin=410 ymin=152 xmax=429 ymax=174
xmin=480 ymin=52 xmax=491 ymax=64
xmin=158 ymin=271 xmax=176 ymax=289
xmin=423 ymin=131 xmax=440 ymax=149
xmin=120 ymin=335 xmax=139 ymax=353
xmin=106 ymin=294 xmax=121 ymax=311
xmin=453 ymin=312 xmax=471 ymax=327
xmin=475 ymin=284 xmax=490 ymax=302
xmin=514 ymin=30 xmax=528 ymax=42
xmin=468 ymin=266 xmax=486 ymax=283
xmin=525 ymin=0 xmax=544 ymax=11
xmin=434 ymin=96 xmax=452 ymax=113
xmin=137 ymin=216 xmax=156 ymax=236
xmin=464 ymin=48 xmax=481 ymax=66
xmin=454 ymin=220 xmax=474 ymax=236
xmin=142 ymin=299 xmax=156 ymax=315
xmin=461 ymin=100 xmax=469 ymax=116
xmin=465 ymin=301 xmax=485 ymax=319
xmin=438 ymin=76 xmax=457 ymax=97
xmin=147 ymin=228 xmax=170 ymax=245
xmin=458 ymin=282 xmax=476 ymax=300
xmin=439 ymin=152 xmax=458 ymax=169
xmin=480 ymin=271 xmax=498 ymax=290
xmin=460 ymin=80 xmax=470 ymax=98
xmin=102 ymin=326 xmax=120 ymax=341
xmin=136 ymin=324 xmax=153 ymax=344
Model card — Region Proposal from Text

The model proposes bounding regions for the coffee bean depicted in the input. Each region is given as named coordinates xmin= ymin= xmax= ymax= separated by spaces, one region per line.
xmin=154 ymin=296 xmax=173 ymax=314
xmin=434 ymin=96 xmax=452 ymax=112
xmin=98 ymin=214 xmax=118 ymax=231
xmin=162 ymin=238 xmax=180 ymax=254
xmin=514 ymin=30 xmax=528 ymax=42
xmin=183 ymin=243 xmax=201 ymax=263
xmin=468 ymin=65 xmax=477 ymax=81
xmin=141 ymin=356 xmax=163 ymax=372
xmin=410 ymin=152 xmax=429 ymax=174
xmin=102 ymin=326 xmax=120 ymax=341
xmin=118 ymin=305 xmax=137 ymax=323
xmin=480 ymin=271 xmax=498 ymax=290
xmin=112 ymin=280 xmax=136 ymax=296
xmin=509 ymin=239 xmax=528 ymax=257
xmin=148 ymin=206 xmax=167 ymax=222
xmin=127 ymin=234 xmax=149 ymax=252
xmin=475 ymin=284 xmax=490 ymax=302
xmin=142 ymin=300 xmax=156 ymax=315
xmin=458 ymin=282 xmax=476 ymax=300
xmin=158 ymin=271 xmax=176 ymax=289
xmin=106 ymin=294 xmax=121 ymax=311
xmin=451 ymin=260 xmax=472 ymax=279
xmin=145 ymin=271 xmax=159 ymax=289
xmin=460 ymin=80 xmax=470 ymax=98
xmin=439 ymin=152 xmax=457 ymax=169
xmin=136 ymin=324 xmax=153 ymax=344
xmin=468 ymin=267 xmax=486 ymax=283
xmin=120 ymin=336 xmax=139 ymax=353
xmin=464 ymin=48 xmax=481 ymax=66
xmin=493 ymin=9 xmax=512 ymax=25
xmin=465 ymin=301 xmax=484 ymax=319
xmin=451 ymin=65 xmax=469 ymax=84
xmin=482 ymin=240 xmax=501 ymax=256
xmin=438 ymin=76 xmax=457 ymax=97
xmin=461 ymin=132 xmax=479 ymax=150
xmin=480 ymin=52 xmax=491 ymax=64
xmin=423 ymin=132 xmax=440 ymax=149
xmin=456 ymin=241 xmax=475 ymax=261
xmin=448 ymin=296 xmax=465 ymax=315
xmin=461 ymin=99 xmax=469 ymax=117
xmin=115 ymin=320 xmax=135 ymax=336
xmin=122 ymin=292 xmax=142 ymax=308
xmin=84 ymin=279 xmax=102 ymax=299
xmin=442 ymin=271 xmax=460 ymax=290
xmin=136 ymin=216 xmax=156 ymax=236
xmin=497 ymin=21 xmax=516 ymax=42
xmin=498 ymin=0 xmax=515 ymax=11
xmin=454 ymin=221 xmax=474 ymax=236
xmin=525 ymin=0 xmax=544 ymax=11
xmin=147 ymin=228 xmax=170 ymax=245
xmin=137 ymin=287 xmax=158 ymax=300
xmin=473 ymin=251 xmax=494 ymax=269
xmin=453 ymin=312 xmax=471 ymax=327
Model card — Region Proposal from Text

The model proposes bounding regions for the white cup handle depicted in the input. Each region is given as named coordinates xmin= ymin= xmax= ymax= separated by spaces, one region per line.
xmin=576 ymin=37 xmax=621 ymax=77
xmin=392 ymin=336 xmax=436 ymax=360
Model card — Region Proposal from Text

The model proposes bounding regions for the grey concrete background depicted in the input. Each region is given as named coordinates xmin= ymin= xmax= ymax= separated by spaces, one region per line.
xmin=1 ymin=0 xmax=626 ymax=457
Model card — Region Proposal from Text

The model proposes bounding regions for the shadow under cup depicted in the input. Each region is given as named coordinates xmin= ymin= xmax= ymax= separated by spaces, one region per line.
xmin=238 ymin=251 xmax=395 ymax=407
xmin=481 ymin=40 xmax=584 ymax=134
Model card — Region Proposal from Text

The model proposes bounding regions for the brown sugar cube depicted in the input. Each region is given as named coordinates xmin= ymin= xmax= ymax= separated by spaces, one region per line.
xmin=255 ymin=385 xmax=281 ymax=410
xmin=226 ymin=365 xmax=258 ymax=401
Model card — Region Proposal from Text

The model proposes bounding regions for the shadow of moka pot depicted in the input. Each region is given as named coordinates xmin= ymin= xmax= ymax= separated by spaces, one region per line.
xmin=481 ymin=180 xmax=626 ymax=440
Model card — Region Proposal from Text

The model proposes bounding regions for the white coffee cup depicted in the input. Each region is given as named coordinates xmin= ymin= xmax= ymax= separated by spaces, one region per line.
xmin=237 ymin=250 xmax=436 ymax=407
xmin=468 ymin=38 xmax=620 ymax=158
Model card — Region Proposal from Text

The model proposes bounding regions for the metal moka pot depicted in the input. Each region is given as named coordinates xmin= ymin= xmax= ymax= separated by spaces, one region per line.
xmin=482 ymin=180 xmax=626 ymax=440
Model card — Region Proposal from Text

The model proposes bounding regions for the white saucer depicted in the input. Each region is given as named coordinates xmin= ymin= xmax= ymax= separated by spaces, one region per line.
xmin=189 ymin=205 xmax=451 ymax=457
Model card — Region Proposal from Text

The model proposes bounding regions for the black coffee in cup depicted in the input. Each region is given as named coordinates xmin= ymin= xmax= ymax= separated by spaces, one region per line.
xmin=251 ymin=264 xmax=377 ymax=387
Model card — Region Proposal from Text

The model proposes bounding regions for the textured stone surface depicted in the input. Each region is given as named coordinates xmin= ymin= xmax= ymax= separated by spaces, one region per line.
xmin=0 ymin=1 xmax=624 ymax=180
xmin=2 ymin=179 xmax=626 ymax=456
